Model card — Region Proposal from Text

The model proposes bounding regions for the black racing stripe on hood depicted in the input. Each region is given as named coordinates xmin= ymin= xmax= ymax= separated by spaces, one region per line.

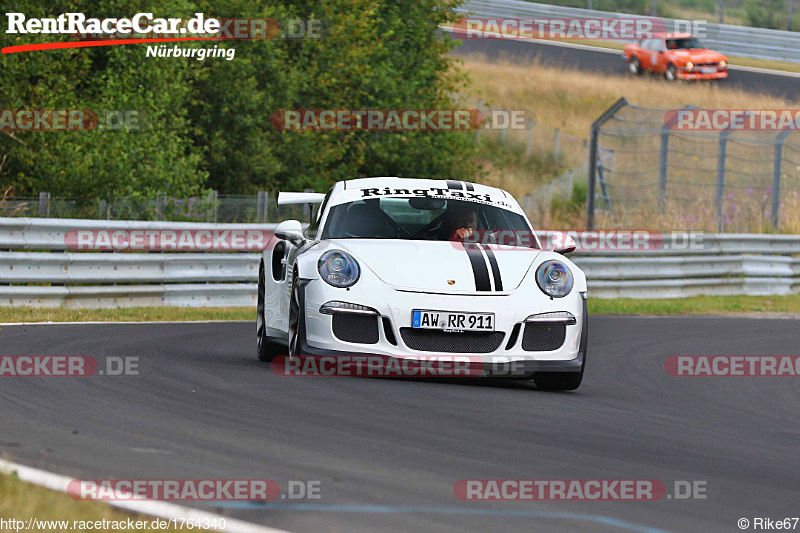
xmin=446 ymin=180 xmax=463 ymax=190
xmin=481 ymin=244 xmax=503 ymax=291
xmin=464 ymin=243 xmax=491 ymax=291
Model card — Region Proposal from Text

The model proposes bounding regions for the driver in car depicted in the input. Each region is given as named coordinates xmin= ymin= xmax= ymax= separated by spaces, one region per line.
xmin=440 ymin=202 xmax=478 ymax=241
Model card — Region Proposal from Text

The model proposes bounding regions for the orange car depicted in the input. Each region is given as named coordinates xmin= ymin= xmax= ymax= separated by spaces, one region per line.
xmin=623 ymin=33 xmax=728 ymax=80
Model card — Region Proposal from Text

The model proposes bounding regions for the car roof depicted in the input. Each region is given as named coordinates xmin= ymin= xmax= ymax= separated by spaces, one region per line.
xmin=339 ymin=177 xmax=504 ymax=195
xmin=327 ymin=177 xmax=523 ymax=214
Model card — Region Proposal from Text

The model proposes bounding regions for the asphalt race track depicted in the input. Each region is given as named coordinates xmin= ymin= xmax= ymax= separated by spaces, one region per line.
xmin=450 ymin=34 xmax=800 ymax=102
xmin=1 ymin=318 xmax=798 ymax=532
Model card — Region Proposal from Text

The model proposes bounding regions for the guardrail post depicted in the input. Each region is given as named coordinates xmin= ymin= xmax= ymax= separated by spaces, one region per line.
xmin=213 ymin=190 xmax=219 ymax=223
xmin=660 ymin=105 xmax=698 ymax=213
xmin=772 ymin=130 xmax=793 ymax=229
xmin=554 ymin=128 xmax=560 ymax=163
xmin=38 ymin=192 xmax=50 ymax=217
xmin=526 ymin=119 xmax=534 ymax=156
xmin=715 ymin=130 xmax=732 ymax=232
xmin=587 ymin=97 xmax=627 ymax=230
xmin=476 ymin=99 xmax=483 ymax=143
xmin=156 ymin=193 xmax=168 ymax=221
xmin=257 ymin=191 xmax=266 ymax=223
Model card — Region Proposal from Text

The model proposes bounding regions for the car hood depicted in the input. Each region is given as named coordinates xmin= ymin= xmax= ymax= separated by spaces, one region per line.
xmin=330 ymin=239 xmax=540 ymax=293
xmin=668 ymin=49 xmax=725 ymax=62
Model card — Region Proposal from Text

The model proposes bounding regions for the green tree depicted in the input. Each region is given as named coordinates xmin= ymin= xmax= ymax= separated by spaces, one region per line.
xmin=0 ymin=0 xmax=207 ymax=198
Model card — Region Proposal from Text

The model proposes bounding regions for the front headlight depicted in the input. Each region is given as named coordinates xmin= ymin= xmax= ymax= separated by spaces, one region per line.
xmin=685 ymin=61 xmax=694 ymax=70
xmin=318 ymin=250 xmax=360 ymax=288
xmin=535 ymin=260 xmax=574 ymax=298
xmin=718 ymin=60 xmax=727 ymax=69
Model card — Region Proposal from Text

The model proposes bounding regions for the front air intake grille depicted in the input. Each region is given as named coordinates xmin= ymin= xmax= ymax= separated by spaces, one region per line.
xmin=332 ymin=313 xmax=379 ymax=344
xmin=382 ymin=317 xmax=397 ymax=346
xmin=399 ymin=328 xmax=505 ymax=353
xmin=521 ymin=322 xmax=566 ymax=351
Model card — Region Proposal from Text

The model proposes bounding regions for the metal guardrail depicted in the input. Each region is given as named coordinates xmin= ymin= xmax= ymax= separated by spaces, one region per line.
xmin=460 ymin=0 xmax=800 ymax=63
xmin=0 ymin=252 xmax=259 ymax=284
xmin=1 ymin=218 xmax=799 ymax=305
xmin=573 ymin=255 xmax=800 ymax=298
xmin=0 ymin=217 xmax=277 ymax=250
xmin=0 ymin=284 xmax=257 ymax=308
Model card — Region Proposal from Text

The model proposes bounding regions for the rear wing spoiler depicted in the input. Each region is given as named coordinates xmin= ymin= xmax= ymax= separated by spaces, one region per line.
xmin=277 ymin=192 xmax=326 ymax=205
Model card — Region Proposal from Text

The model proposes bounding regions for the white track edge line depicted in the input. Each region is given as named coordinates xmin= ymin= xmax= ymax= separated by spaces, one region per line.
xmin=0 ymin=459 xmax=291 ymax=533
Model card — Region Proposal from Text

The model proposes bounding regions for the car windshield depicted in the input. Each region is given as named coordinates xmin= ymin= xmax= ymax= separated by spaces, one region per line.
xmin=320 ymin=197 xmax=538 ymax=248
xmin=666 ymin=38 xmax=706 ymax=50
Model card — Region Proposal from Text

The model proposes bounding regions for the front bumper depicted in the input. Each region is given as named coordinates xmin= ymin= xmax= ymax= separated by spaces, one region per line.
xmin=299 ymin=276 xmax=587 ymax=373
xmin=678 ymin=69 xmax=728 ymax=80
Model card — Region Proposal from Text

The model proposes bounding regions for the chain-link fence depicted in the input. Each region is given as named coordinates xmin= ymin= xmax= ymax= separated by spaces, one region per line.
xmin=587 ymin=98 xmax=800 ymax=233
xmin=0 ymin=191 xmax=307 ymax=223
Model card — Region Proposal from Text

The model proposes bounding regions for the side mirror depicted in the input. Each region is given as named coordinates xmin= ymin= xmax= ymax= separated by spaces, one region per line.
xmin=274 ymin=220 xmax=306 ymax=248
xmin=549 ymin=231 xmax=577 ymax=254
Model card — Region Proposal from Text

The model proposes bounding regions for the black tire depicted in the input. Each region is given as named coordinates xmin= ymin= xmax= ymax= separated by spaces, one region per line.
xmin=533 ymin=301 xmax=588 ymax=391
xmin=257 ymin=261 xmax=280 ymax=362
xmin=665 ymin=63 xmax=677 ymax=81
xmin=533 ymin=367 xmax=584 ymax=391
xmin=629 ymin=57 xmax=643 ymax=75
xmin=287 ymin=269 xmax=307 ymax=356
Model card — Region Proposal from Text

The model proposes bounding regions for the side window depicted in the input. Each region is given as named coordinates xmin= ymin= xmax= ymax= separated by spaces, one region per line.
xmin=304 ymin=188 xmax=332 ymax=240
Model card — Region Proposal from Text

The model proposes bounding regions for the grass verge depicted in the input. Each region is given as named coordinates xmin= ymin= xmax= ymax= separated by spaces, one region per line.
xmin=0 ymin=471 xmax=185 ymax=533
xmin=589 ymin=294 xmax=800 ymax=315
xmin=0 ymin=306 xmax=253 ymax=323
xmin=463 ymin=54 xmax=795 ymax=141
xmin=2 ymin=296 xmax=800 ymax=324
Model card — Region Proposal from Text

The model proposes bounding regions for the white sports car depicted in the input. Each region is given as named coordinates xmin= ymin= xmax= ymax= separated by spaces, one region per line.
xmin=257 ymin=177 xmax=588 ymax=390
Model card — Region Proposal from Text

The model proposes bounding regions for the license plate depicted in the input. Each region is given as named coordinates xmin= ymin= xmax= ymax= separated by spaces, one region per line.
xmin=412 ymin=310 xmax=494 ymax=332
xmin=701 ymin=67 xmax=716 ymax=74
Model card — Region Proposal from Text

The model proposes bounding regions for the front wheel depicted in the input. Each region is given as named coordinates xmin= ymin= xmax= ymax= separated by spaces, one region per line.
xmin=665 ymin=63 xmax=677 ymax=81
xmin=533 ymin=368 xmax=584 ymax=391
xmin=533 ymin=301 xmax=588 ymax=391
xmin=257 ymin=261 xmax=280 ymax=362
xmin=287 ymin=271 xmax=307 ymax=356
